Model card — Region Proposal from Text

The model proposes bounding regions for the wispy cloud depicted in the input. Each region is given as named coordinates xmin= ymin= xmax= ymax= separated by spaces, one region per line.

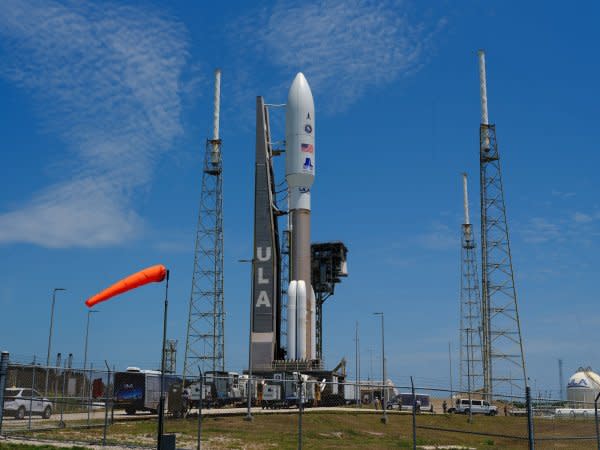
xmin=520 ymin=217 xmax=562 ymax=244
xmin=416 ymin=222 xmax=457 ymax=251
xmin=0 ymin=0 xmax=189 ymax=247
xmin=231 ymin=0 xmax=445 ymax=112
xmin=519 ymin=210 xmax=600 ymax=245
xmin=551 ymin=189 xmax=576 ymax=199
xmin=573 ymin=212 xmax=593 ymax=224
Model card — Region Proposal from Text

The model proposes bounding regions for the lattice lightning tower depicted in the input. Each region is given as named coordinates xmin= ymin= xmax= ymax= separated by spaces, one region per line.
xmin=459 ymin=173 xmax=483 ymax=395
xmin=478 ymin=51 xmax=527 ymax=399
xmin=183 ymin=69 xmax=225 ymax=381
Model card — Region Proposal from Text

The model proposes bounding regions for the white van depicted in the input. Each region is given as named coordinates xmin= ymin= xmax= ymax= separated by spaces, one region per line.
xmin=449 ymin=398 xmax=497 ymax=416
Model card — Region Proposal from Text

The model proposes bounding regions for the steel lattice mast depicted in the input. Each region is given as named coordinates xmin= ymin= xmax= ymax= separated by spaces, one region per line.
xmin=183 ymin=69 xmax=225 ymax=381
xmin=478 ymin=51 xmax=527 ymax=399
xmin=459 ymin=173 xmax=483 ymax=395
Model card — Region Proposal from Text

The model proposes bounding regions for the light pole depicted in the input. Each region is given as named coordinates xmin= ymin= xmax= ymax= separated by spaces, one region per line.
xmin=373 ymin=312 xmax=387 ymax=424
xmin=355 ymin=321 xmax=359 ymax=407
xmin=157 ymin=270 xmax=170 ymax=450
xmin=83 ymin=310 xmax=98 ymax=375
xmin=239 ymin=258 xmax=255 ymax=421
xmin=45 ymin=288 xmax=66 ymax=396
xmin=83 ymin=309 xmax=98 ymax=419
xmin=448 ymin=341 xmax=453 ymax=403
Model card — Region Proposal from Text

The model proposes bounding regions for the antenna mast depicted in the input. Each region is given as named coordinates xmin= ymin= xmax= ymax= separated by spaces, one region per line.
xmin=459 ymin=173 xmax=483 ymax=396
xmin=183 ymin=69 xmax=225 ymax=381
xmin=478 ymin=51 xmax=527 ymax=399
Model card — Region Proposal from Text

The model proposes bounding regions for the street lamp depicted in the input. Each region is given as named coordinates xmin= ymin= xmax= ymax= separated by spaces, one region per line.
xmin=83 ymin=310 xmax=98 ymax=426
xmin=239 ymin=258 xmax=255 ymax=422
xmin=373 ymin=312 xmax=387 ymax=424
xmin=45 ymin=288 xmax=66 ymax=395
xmin=83 ymin=310 xmax=98 ymax=395
xmin=83 ymin=310 xmax=98 ymax=374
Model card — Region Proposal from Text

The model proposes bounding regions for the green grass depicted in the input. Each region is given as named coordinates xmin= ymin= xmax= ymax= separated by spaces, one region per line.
xmin=0 ymin=444 xmax=89 ymax=450
xmin=7 ymin=410 xmax=600 ymax=449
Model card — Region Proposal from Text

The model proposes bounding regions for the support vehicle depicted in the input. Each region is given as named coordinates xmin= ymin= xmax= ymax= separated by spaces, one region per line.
xmin=114 ymin=367 xmax=180 ymax=415
xmin=3 ymin=388 xmax=53 ymax=419
xmin=387 ymin=393 xmax=434 ymax=413
xmin=448 ymin=398 xmax=497 ymax=416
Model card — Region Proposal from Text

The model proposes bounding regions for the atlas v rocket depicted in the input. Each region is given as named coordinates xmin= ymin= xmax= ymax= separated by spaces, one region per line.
xmin=286 ymin=73 xmax=316 ymax=361
xmin=250 ymin=73 xmax=317 ymax=370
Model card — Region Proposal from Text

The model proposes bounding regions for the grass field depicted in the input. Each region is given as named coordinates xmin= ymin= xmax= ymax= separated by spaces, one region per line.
xmin=4 ymin=410 xmax=599 ymax=449
xmin=0 ymin=445 xmax=89 ymax=450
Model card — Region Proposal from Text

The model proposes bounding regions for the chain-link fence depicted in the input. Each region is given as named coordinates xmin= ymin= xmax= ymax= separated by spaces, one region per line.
xmin=2 ymin=354 xmax=600 ymax=449
xmin=0 ymin=354 xmax=115 ymax=441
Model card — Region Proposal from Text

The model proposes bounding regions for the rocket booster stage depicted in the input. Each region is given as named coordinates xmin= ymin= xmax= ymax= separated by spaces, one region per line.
xmin=285 ymin=73 xmax=316 ymax=361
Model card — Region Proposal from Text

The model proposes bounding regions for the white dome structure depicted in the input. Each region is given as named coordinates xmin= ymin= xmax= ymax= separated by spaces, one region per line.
xmin=567 ymin=367 xmax=600 ymax=408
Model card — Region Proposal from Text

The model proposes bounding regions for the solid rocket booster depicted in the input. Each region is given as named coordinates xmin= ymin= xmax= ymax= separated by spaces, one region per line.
xmin=285 ymin=73 xmax=316 ymax=360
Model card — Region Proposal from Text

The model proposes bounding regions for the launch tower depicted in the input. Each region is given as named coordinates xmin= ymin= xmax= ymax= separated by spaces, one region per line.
xmin=459 ymin=174 xmax=483 ymax=395
xmin=183 ymin=69 xmax=225 ymax=381
xmin=478 ymin=51 xmax=527 ymax=398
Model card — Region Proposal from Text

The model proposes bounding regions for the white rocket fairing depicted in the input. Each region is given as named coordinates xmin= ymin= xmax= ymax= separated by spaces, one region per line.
xmin=285 ymin=73 xmax=316 ymax=360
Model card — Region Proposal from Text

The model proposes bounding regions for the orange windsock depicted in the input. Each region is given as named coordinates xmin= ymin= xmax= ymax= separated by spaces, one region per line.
xmin=85 ymin=264 xmax=167 ymax=308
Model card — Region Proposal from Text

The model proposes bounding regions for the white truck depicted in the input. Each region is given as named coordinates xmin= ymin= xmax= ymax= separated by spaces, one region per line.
xmin=448 ymin=398 xmax=497 ymax=416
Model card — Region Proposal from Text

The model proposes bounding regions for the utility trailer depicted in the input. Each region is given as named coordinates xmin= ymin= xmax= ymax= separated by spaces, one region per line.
xmin=187 ymin=371 xmax=243 ymax=408
xmin=260 ymin=372 xmax=317 ymax=409
xmin=114 ymin=367 xmax=180 ymax=415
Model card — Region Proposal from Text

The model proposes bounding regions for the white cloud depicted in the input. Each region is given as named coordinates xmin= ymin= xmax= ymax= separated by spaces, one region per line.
xmin=551 ymin=189 xmax=576 ymax=199
xmin=573 ymin=212 xmax=593 ymax=223
xmin=233 ymin=0 xmax=445 ymax=112
xmin=416 ymin=222 xmax=457 ymax=251
xmin=0 ymin=0 xmax=189 ymax=247
xmin=520 ymin=217 xmax=561 ymax=244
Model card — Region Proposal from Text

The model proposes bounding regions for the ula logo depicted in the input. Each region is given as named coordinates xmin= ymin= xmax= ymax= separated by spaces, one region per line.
xmin=568 ymin=378 xmax=589 ymax=387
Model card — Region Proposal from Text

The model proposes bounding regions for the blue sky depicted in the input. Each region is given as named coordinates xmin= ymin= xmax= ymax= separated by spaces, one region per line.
xmin=1 ymin=0 xmax=599 ymax=396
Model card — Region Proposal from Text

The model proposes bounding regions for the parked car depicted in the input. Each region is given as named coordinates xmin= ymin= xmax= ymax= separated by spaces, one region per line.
xmin=3 ymin=388 xmax=53 ymax=419
xmin=448 ymin=398 xmax=497 ymax=416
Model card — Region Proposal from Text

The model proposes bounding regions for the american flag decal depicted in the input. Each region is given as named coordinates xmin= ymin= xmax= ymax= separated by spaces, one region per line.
xmin=301 ymin=143 xmax=313 ymax=153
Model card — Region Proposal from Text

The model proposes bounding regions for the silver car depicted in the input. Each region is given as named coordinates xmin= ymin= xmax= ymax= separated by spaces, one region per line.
xmin=3 ymin=388 xmax=53 ymax=419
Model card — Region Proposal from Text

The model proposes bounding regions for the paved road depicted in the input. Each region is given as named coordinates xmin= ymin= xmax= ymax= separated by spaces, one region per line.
xmin=2 ymin=405 xmax=414 ymax=431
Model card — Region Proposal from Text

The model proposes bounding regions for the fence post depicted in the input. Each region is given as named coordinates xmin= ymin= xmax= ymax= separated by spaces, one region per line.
xmin=410 ymin=376 xmax=417 ymax=450
xmin=59 ymin=359 xmax=67 ymax=428
xmin=0 ymin=351 xmax=9 ymax=436
xmin=526 ymin=386 xmax=535 ymax=450
xmin=111 ymin=364 xmax=115 ymax=424
xmin=87 ymin=363 xmax=93 ymax=427
xmin=54 ymin=353 xmax=61 ymax=408
xmin=594 ymin=392 xmax=600 ymax=450
xmin=28 ymin=357 xmax=36 ymax=430
xmin=197 ymin=368 xmax=203 ymax=450
xmin=103 ymin=361 xmax=110 ymax=446
xmin=298 ymin=375 xmax=304 ymax=450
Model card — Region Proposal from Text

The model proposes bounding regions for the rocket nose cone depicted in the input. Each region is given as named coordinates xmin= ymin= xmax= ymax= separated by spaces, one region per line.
xmin=290 ymin=72 xmax=312 ymax=93
xmin=293 ymin=72 xmax=306 ymax=84
xmin=288 ymin=72 xmax=314 ymax=108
